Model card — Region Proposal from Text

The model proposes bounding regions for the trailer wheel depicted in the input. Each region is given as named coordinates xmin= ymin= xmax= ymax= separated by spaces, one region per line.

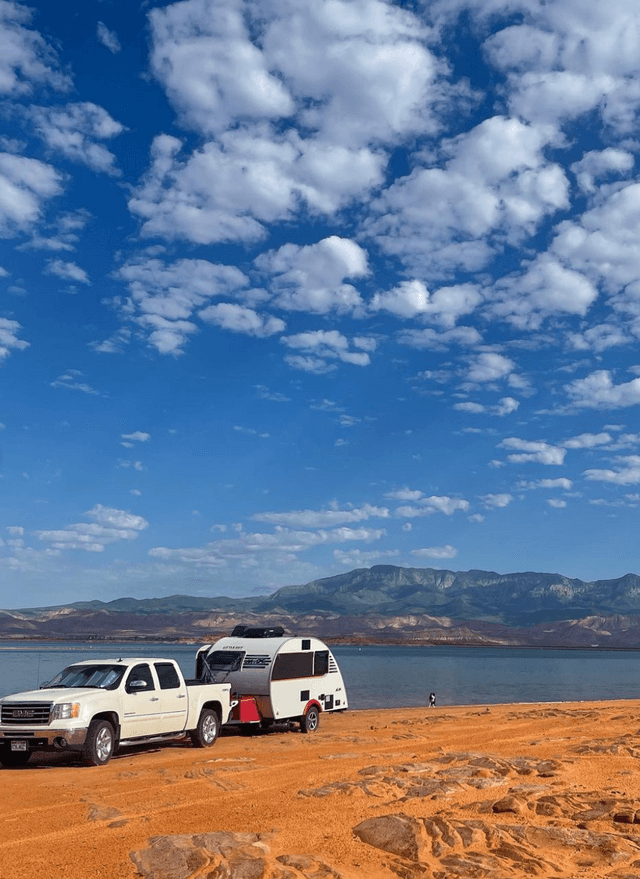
xmin=82 ymin=719 xmax=115 ymax=766
xmin=191 ymin=709 xmax=219 ymax=747
xmin=300 ymin=705 xmax=320 ymax=733
xmin=0 ymin=747 xmax=31 ymax=767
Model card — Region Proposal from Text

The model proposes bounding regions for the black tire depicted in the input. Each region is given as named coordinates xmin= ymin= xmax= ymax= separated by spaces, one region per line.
xmin=300 ymin=705 xmax=320 ymax=733
xmin=190 ymin=709 xmax=219 ymax=748
xmin=82 ymin=719 xmax=115 ymax=766
xmin=0 ymin=747 xmax=31 ymax=767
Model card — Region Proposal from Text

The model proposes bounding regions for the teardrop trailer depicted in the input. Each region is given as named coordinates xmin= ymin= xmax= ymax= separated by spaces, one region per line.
xmin=196 ymin=626 xmax=348 ymax=733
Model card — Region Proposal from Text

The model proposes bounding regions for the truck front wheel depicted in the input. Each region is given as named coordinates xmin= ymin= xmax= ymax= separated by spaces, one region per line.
xmin=82 ymin=719 xmax=115 ymax=766
xmin=300 ymin=705 xmax=320 ymax=733
xmin=191 ymin=709 xmax=219 ymax=748
xmin=0 ymin=747 xmax=31 ymax=767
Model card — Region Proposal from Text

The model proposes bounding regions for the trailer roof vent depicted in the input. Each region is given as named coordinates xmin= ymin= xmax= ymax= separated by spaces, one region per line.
xmin=232 ymin=625 xmax=285 ymax=638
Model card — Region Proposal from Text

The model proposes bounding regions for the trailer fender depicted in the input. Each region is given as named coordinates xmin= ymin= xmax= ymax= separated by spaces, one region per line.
xmin=302 ymin=699 xmax=322 ymax=717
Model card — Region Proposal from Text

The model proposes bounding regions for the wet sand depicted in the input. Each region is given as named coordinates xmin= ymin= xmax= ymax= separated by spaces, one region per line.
xmin=2 ymin=701 xmax=640 ymax=878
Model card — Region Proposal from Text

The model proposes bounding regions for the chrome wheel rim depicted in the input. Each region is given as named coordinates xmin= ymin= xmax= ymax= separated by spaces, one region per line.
xmin=96 ymin=726 xmax=113 ymax=762
xmin=202 ymin=714 xmax=217 ymax=743
xmin=307 ymin=710 xmax=318 ymax=731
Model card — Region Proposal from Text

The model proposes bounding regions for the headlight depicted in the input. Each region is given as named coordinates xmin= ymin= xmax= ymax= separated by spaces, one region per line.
xmin=51 ymin=702 xmax=80 ymax=720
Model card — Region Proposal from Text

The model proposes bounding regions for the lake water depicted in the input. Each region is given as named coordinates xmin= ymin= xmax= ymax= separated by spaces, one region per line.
xmin=1 ymin=641 xmax=640 ymax=708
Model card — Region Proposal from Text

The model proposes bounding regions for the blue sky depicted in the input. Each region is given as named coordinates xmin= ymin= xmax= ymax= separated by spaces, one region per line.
xmin=2 ymin=0 xmax=640 ymax=609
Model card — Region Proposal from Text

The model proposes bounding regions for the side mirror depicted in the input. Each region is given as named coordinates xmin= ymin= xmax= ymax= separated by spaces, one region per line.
xmin=128 ymin=679 xmax=148 ymax=692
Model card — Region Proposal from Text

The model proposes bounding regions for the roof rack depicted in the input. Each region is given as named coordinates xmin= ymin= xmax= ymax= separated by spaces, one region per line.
xmin=231 ymin=625 xmax=286 ymax=638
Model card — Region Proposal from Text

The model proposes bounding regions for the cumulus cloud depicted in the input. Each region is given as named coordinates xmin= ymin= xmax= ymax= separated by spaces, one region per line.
xmin=563 ymin=432 xmax=612 ymax=449
xmin=149 ymin=524 xmax=386 ymax=564
xmin=256 ymin=236 xmax=369 ymax=314
xmin=28 ymin=103 xmax=125 ymax=175
xmin=96 ymin=22 xmax=121 ymax=54
xmin=45 ymin=259 xmax=89 ymax=285
xmin=371 ymin=280 xmax=482 ymax=325
xmin=50 ymin=370 xmax=99 ymax=394
xmin=396 ymin=495 xmax=469 ymax=517
xmin=368 ymin=116 xmax=568 ymax=278
xmin=500 ymin=437 xmax=566 ymax=465
xmin=0 ymin=152 xmax=62 ymax=237
xmin=200 ymin=303 xmax=285 ymax=337
xmin=0 ymin=1 xmax=71 ymax=96
xmin=281 ymin=330 xmax=375 ymax=372
xmin=411 ymin=544 xmax=458 ymax=559
xmin=584 ymin=456 xmax=640 ymax=485
xmin=565 ymin=370 xmax=640 ymax=410
xmin=466 ymin=352 xmax=515 ymax=383
xmin=481 ymin=493 xmax=513 ymax=508
xmin=0 ymin=318 xmax=29 ymax=361
xmin=35 ymin=504 xmax=148 ymax=552
xmin=253 ymin=504 xmax=389 ymax=528
xmin=397 ymin=326 xmax=482 ymax=351
xmin=121 ymin=431 xmax=150 ymax=444
xmin=454 ymin=396 xmax=519 ymax=416
xmin=519 ymin=478 xmax=573 ymax=490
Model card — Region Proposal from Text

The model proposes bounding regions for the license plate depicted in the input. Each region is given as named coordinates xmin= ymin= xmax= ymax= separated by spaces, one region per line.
xmin=10 ymin=741 xmax=27 ymax=752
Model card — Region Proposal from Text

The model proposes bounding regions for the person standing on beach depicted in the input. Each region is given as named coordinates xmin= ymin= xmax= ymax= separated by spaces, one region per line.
xmin=429 ymin=692 xmax=436 ymax=708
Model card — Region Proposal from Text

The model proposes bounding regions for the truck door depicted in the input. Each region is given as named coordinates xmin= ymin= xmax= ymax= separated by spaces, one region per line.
xmin=120 ymin=663 xmax=160 ymax=739
xmin=153 ymin=661 xmax=189 ymax=734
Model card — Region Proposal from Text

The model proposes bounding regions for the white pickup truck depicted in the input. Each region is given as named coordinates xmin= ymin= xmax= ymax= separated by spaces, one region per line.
xmin=0 ymin=657 xmax=233 ymax=767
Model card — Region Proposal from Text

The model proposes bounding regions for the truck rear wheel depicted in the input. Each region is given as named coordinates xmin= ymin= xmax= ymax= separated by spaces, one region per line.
xmin=300 ymin=705 xmax=320 ymax=733
xmin=82 ymin=719 xmax=115 ymax=766
xmin=191 ymin=709 xmax=219 ymax=748
xmin=0 ymin=747 xmax=31 ymax=767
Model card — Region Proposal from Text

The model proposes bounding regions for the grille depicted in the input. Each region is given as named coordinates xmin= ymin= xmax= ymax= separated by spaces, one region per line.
xmin=328 ymin=656 xmax=338 ymax=673
xmin=1 ymin=702 xmax=52 ymax=725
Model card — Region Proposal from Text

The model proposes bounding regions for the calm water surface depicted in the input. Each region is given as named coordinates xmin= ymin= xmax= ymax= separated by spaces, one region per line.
xmin=1 ymin=641 xmax=640 ymax=708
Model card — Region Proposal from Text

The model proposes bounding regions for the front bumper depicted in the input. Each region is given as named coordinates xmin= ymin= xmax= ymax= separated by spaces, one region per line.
xmin=0 ymin=726 xmax=88 ymax=752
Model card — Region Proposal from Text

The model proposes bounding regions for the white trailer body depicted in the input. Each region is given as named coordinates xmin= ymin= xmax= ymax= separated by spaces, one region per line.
xmin=196 ymin=630 xmax=347 ymax=732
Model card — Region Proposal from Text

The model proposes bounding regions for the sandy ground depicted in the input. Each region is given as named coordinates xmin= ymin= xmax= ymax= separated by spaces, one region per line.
xmin=3 ymin=701 xmax=640 ymax=878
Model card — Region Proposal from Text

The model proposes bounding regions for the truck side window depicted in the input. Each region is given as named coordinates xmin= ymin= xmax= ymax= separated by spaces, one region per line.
xmin=272 ymin=652 xmax=313 ymax=681
xmin=154 ymin=662 xmax=181 ymax=689
xmin=126 ymin=663 xmax=155 ymax=692
xmin=313 ymin=651 xmax=329 ymax=677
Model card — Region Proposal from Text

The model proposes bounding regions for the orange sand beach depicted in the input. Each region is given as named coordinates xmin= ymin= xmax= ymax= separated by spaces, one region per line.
xmin=2 ymin=701 xmax=640 ymax=879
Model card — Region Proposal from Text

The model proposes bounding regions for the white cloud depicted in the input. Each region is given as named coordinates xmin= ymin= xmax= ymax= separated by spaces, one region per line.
xmin=565 ymin=370 xmax=640 ymax=410
xmin=563 ymin=432 xmax=612 ymax=449
xmin=149 ymin=524 xmax=386 ymax=564
xmin=121 ymin=431 xmax=150 ymax=443
xmin=0 ymin=1 xmax=71 ymax=96
xmin=253 ymin=504 xmax=389 ymax=528
xmin=396 ymin=495 xmax=469 ymax=517
xmin=368 ymin=116 xmax=568 ymax=278
xmin=333 ymin=548 xmax=400 ymax=567
xmin=454 ymin=396 xmax=519 ymax=416
xmin=371 ymin=279 xmax=482 ymax=325
xmin=281 ymin=330 xmax=374 ymax=372
xmin=520 ymin=478 xmax=573 ymax=490
xmin=199 ymin=303 xmax=285 ymax=337
xmin=490 ymin=254 xmax=598 ymax=330
xmin=0 ymin=152 xmax=62 ymax=237
xmin=384 ymin=488 xmax=423 ymax=501
xmin=571 ymin=148 xmax=634 ymax=194
xmin=500 ymin=437 xmax=566 ymax=465
xmin=35 ymin=504 xmax=148 ymax=552
xmin=411 ymin=544 xmax=458 ymax=559
xmin=0 ymin=318 xmax=29 ymax=361
xmin=7 ymin=526 xmax=24 ymax=536
xmin=29 ymin=103 xmax=124 ymax=176
xmin=45 ymin=259 xmax=90 ymax=285
xmin=481 ymin=493 xmax=513 ymax=508
xmin=255 ymin=236 xmax=368 ymax=314
xmin=397 ymin=325 xmax=482 ymax=351
xmin=50 ymin=371 xmax=98 ymax=395
xmin=584 ymin=456 xmax=640 ymax=485
xmin=466 ymin=352 xmax=514 ymax=383
xmin=96 ymin=22 xmax=121 ymax=54
xmin=547 ymin=498 xmax=566 ymax=508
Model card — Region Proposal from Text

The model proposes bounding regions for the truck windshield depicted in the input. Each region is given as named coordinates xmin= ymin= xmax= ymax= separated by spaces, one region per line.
xmin=205 ymin=650 xmax=244 ymax=671
xmin=43 ymin=664 xmax=126 ymax=690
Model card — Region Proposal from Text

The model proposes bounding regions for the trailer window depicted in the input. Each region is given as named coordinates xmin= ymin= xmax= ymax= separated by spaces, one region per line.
xmin=313 ymin=651 xmax=329 ymax=677
xmin=272 ymin=652 xmax=313 ymax=680
xmin=205 ymin=650 xmax=244 ymax=671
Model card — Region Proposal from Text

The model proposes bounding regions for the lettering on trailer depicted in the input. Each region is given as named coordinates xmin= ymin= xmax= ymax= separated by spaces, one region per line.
xmin=242 ymin=655 xmax=271 ymax=669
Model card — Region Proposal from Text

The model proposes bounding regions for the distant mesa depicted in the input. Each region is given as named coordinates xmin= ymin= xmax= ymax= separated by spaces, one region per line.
xmin=4 ymin=565 xmax=640 ymax=648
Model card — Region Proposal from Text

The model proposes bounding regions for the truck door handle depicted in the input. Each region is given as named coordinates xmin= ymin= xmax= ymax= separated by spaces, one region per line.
xmin=150 ymin=697 xmax=159 ymax=702
xmin=177 ymin=694 xmax=186 ymax=699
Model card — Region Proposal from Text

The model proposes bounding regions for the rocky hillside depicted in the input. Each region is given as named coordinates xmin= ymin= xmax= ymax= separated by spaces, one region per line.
xmin=3 ymin=565 xmax=640 ymax=647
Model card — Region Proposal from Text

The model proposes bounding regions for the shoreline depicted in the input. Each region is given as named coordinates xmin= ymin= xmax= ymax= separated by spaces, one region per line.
xmin=3 ymin=699 xmax=640 ymax=878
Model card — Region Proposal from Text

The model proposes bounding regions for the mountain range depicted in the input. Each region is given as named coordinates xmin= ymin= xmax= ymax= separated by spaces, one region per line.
xmin=4 ymin=565 xmax=640 ymax=647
